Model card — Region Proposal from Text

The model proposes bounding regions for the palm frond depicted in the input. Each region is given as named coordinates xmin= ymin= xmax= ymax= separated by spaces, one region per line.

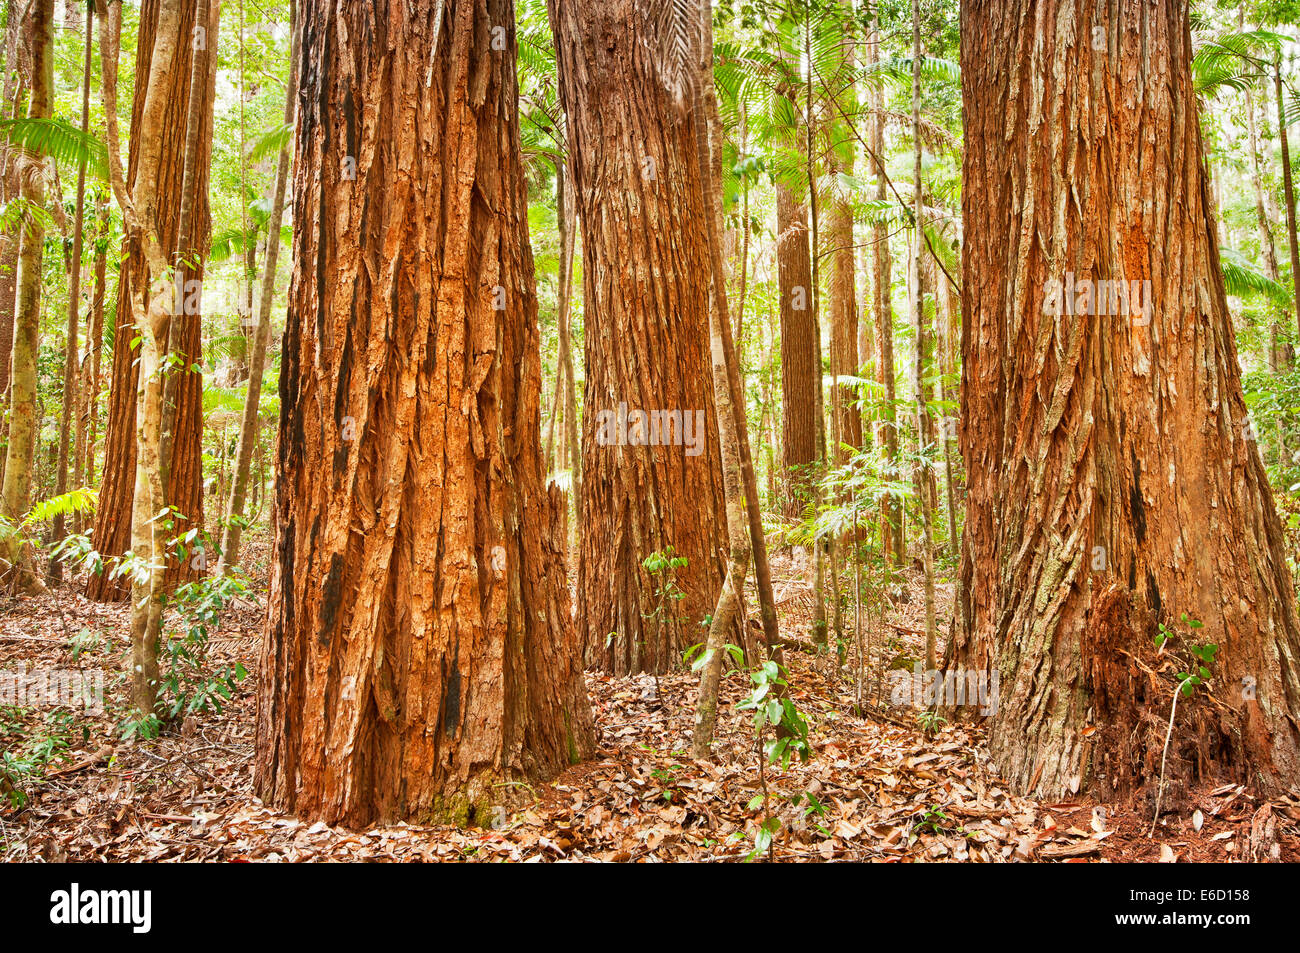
xmin=0 ymin=195 xmax=59 ymax=238
xmin=247 ymin=120 xmax=293 ymax=164
xmin=861 ymin=55 xmax=961 ymax=88
xmin=0 ymin=117 xmax=108 ymax=180
xmin=1220 ymin=246 xmax=1291 ymax=303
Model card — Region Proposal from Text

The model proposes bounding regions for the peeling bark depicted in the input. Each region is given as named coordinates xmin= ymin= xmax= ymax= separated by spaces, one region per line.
xmin=954 ymin=0 xmax=1300 ymax=800
xmin=255 ymin=0 xmax=594 ymax=827
xmin=549 ymin=0 xmax=728 ymax=674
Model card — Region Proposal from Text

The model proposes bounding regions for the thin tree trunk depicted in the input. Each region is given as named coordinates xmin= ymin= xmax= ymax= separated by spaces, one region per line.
xmin=911 ymin=0 xmax=937 ymax=671
xmin=0 ymin=0 xmax=26 ymax=412
xmin=868 ymin=6 xmax=902 ymax=567
xmin=691 ymin=0 xmax=786 ymax=750
xmin=0 ymin=0 xmax=52 ymax=591
xmin=217 ymin=0 xmax=297 ymax=575
xmin=802 ymin=17 xmax=829 ymax=650
xmin=829 ymin=0 xmax=860 ymax=458
xmin=1276 ymin=58 xmax=1300 ymax=342
xmin=97 ymin=0 xmax=184 ymax=717
xmin=48 ymin=1 xmax=93 ymax=582
xmin=557 ymin=161 xmax=581 ymax=544
xmin=84 ymin=196 xmax=108 ymax=489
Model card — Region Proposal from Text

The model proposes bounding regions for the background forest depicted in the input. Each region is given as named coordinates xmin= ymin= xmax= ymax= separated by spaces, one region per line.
xmin=1 ymin=0 xmax=1299 ymax=863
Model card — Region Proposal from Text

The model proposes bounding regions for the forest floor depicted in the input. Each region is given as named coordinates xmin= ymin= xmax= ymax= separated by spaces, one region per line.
xmin=1 ymin=541 xmax=1297 ymax=862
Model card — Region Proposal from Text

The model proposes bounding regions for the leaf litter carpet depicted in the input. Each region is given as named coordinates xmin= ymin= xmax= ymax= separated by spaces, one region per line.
xmin=2 ymin=562 xmax=1296 ymax=863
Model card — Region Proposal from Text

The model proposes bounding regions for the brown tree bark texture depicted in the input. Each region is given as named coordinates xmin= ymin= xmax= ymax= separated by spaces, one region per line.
xmin=86 ymin=0 xmax=211 ymax=600
xmin=777 ymin=179 xmax=818 ymax=517
xmin=255 ymin=0 xmax=594 ymax=827
xmin=550 ymin=0 xmax=727 ymax=674
xmin=954 ymin=0 xmax=1300 ymax=799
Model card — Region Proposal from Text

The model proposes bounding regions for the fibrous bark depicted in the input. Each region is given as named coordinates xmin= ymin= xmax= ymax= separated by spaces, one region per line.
xmin=87 ymin=0 xmax=212 ymax=601
xmin=550 ymin=0 xmax=728 ymax=674
xmin=255 ymin=0 xmax=594 ymax=827
xmin=953 ymin=0 xmax=1300 ymax=799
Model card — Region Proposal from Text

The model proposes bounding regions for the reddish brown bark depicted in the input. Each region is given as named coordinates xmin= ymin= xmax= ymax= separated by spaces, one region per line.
xmin=0 ymin=1 xmax=26 ymax=407
xmin=777 ymin=174 xmax=818 ymax=519
xmin=87 ymin=0 xmax=212 ymax=600
xmin=953 ymin=0 xmax=1300 ymax=799
xmin=255 ymin=0 xmax=593 ymax=827
xmin=549 ymin=0 xmax=728 ymax=674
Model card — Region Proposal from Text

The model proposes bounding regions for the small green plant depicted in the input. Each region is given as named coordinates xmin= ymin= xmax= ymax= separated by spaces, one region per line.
xmin=791 ymin=790 xmax=831 ymax=837
xmin=913 ymin=804 xmax=952 ymax=837
xmin=67 ymin=627 xmax=108 ymax=663
xmin=917 ymin=709 xmax=947 ymax=736
xmin=110 ymin=532 xmax=252 ymax=739
xmin=1151 ymin=614 xmax=1216 ymax=835
xmin=0 ymin=710 xmax=78 ymax=810
xmin=737 ymin=659 xmax=811 ymax=861
xmin=156 ymin=569 xmax=251 ymax=723
xmin=642 ymin=546 xmax=689 ymax=680
xmin=649 ymin=762 xmax=686 ymax=802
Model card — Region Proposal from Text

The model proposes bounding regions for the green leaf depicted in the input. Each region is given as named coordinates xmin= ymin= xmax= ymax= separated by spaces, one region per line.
xmin=0 ymin=117 xmax=109 ymax=180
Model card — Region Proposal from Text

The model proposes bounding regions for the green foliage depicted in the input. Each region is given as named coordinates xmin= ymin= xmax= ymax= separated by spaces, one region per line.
xmin=0 ymin=710 xmax=77 ymax=811
xmin=155 ymin=570 xmax=251 ymax=723
xmin=917 ymin=709 xmax=947 ymax=736
xmin=737 ymin=658 xmax=811 ymax=862
xmin=642 ymin=547 xmax=690 ymax=669
xmin=1155 ymin=614 xmax=1216 ymax=699
xmin=0 ymin=116 xmax=109 ymax=180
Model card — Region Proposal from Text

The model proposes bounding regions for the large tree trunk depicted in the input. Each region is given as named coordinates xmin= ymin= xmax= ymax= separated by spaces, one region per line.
xmin=0 ymin=0 xmax=51 ymax=588
xmin=549 ymin=0 xmax=728 ymax=675
xmin=953 ymin=0 xmax=1300 ymax=800
xmin=255 ymin=0 xmax=594 ymax=827
xmin=86 ymin=0 xmax=212 ymax=601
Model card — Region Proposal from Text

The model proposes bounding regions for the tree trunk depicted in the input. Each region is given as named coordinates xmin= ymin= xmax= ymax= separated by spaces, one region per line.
xmin=557 ymin=161 xmax=581 ymax=551
xmin=0 ymin=0 xmax=26 ymax=412
xmin=954 ymin=0 xmax=1300 ymax=800
xmin=0 ymin=0 xmax=51 ymax=589
xmin=868 ymin=7 xmax=902 ymax=566
xmin=776 ymin=161 xmax=818 ymax=520
xmin=83 ymin=197 xmax=108 ymax=490
xmin=87 ymin=0 xmax=213 ymax=601
xmin=549 ymin=0 xmax=728 ymax=675
xmin=691 ymin=0 xmax=752 ymax=756
xmin=1276 ymin=58 xmax=1300 ymax=343
xmin=48 ymin=1 xmax=94 ymax=582
xmin=218 ymin=0 xmax=297 ymax=575
xmin=828 ymin=1 xmax=860 ymax=460
xmin=255 ymin=0 xmax=594 ymax=827
xmin=910 ymin=0 xmax=937 ymax=671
